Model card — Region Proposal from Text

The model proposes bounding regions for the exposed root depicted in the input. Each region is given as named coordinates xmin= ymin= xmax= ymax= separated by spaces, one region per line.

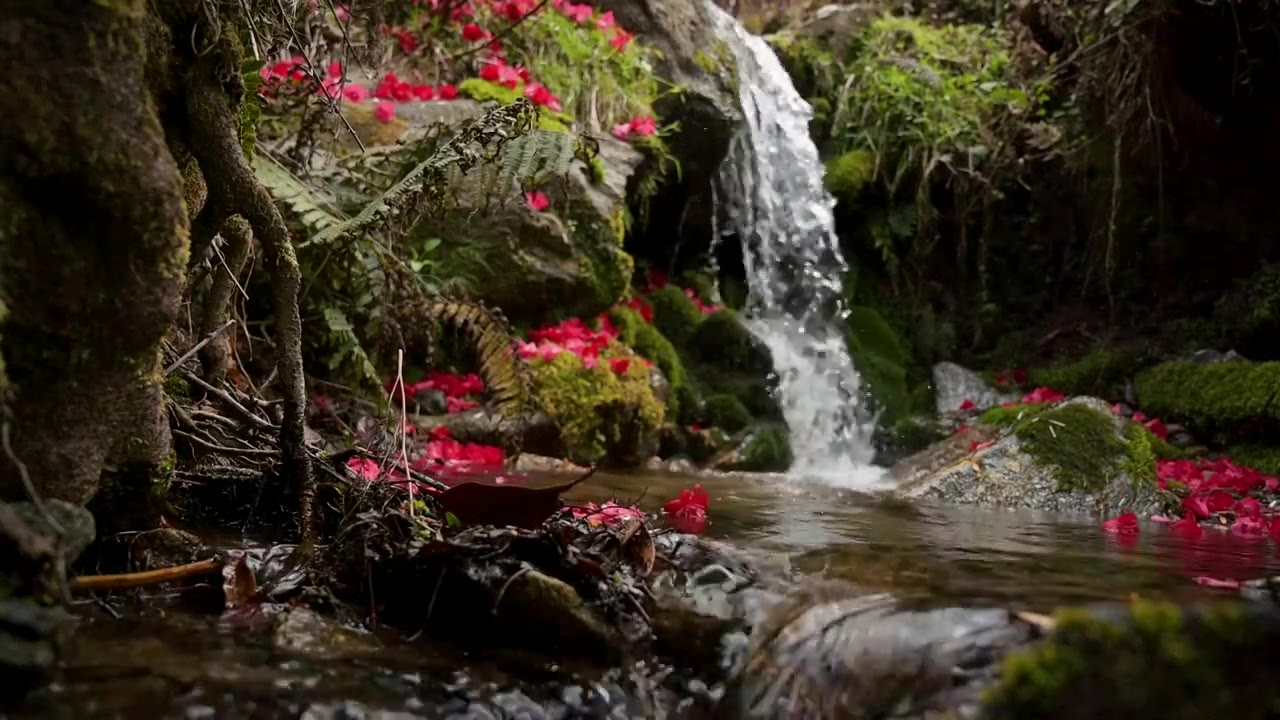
xmin=199 ymin=215 xmax=253 ymax=382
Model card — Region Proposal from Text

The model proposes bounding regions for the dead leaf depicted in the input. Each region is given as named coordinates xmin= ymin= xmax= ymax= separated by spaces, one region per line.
xmin=222 ymin=553 xmax=260 ymax=609
xmin=619 ymin=521 xmax=655 ymax=577
xmin=439 ymin=467 xmax=596 ymax=529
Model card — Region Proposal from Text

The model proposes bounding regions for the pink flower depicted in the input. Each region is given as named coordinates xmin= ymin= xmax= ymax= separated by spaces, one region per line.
xmin=1021 ymin=386 xmax=1066 ymax=404
xmin=1169 ymin=511 xmax=1203 ymax=539
xmin=609 ymin=30 xmax=634 ymax=52
xmin=347 ymin=457 xmax=382 ymax=480
xmin=342 ymin=84 xmax=369 ymax=102
xmin=596 ymin=10 xmax=616 ymax=30
xmin=629 ymin=116 xmax=656 ymax=136
xmin=1194 ymin=576 xmax=1242 ymax=590
xmin=523 ymin=82 xmax=562 ymax=111
xmin=525 ymin=191 xmax=549 ymax=211
xmin=1144 ymin=418 xmax=1168 ymax=439
xmin=374 ymin=103 xmax=396 ymax=123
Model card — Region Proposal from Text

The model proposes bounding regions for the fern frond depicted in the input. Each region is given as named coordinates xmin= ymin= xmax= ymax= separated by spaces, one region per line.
xmin=465 ymin=130 xmax=579 ymax=196
xmin=252 ymin=153 xmax=348 ymax=233
xmin=305 ymin=99 xmax=538 ymax=249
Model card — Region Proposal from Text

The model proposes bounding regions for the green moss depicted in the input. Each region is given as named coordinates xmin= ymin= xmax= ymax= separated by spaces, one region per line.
xmin=690 ymin=309 xmax=755 ymax=370
xmin=650 ymin=285 xmax=704 ymax=348
xmin=1134 ymin=360 xmax=1280 ymax=443
xmin=457 ymin=78 xmax=573 ymax=131
xmin=979 ymin=402 xmax=1137 ymax=492
xmin=1224 ymin=444 xmax=1280 ymax=476
xmin=704 ymin=394 xmax=752 ymax=433
xmin=825 ymin=149 xmax=875 ymax=204
xmin=982 ymin=599 xmax=1280 ymax=719
xmin=609 ymin=306 xmax=686 ymax=417
xmin=530 ymin=347 xmax=663 ymax=465
xmin=845 ymin=304 xmax=916 ymax=423
xmin=163 ymin=376 xmax=189 ymax=398
xmin=1027 ymin=348 xmax=1142 ymax=399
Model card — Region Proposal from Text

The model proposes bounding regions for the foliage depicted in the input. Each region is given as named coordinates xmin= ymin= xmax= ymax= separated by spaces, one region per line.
xmin=499 ymin=6 xmax=662 ymax=131
xmin=689 ymin=309 xmax=758 ymax=371
xmin=703 ymin=394 xmax=752 ymax=433
xmin=649 ymin=286 xmax=705 ymax=348
xmin=979 ymin=402 xmax=1129 ymax=492
xmin=529 ymin=349 xmax=664 ymax=464
xmin=609 ymin=306 xmax=687 ymax=416
xmin=1134 ymin=361 xmax=1280 ymax=443
xmin=1027 ymin=348 xmax=1143 ymax=400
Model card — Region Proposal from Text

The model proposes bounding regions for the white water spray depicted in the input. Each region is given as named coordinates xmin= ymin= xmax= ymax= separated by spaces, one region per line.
xmin=706 ymin=4 xmax=887 ymax=489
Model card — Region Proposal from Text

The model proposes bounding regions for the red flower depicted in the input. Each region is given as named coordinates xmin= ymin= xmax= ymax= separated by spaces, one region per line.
xmin=596 ymin=9 xmax=616 ymax=29
xmin=1011 ymin=368 xmax=1029 ymax=384
xmin=609 ymin=357 xmax=631 ymax=375
xmin=609 ymin=30 xmax=634 ymax=51
xmin=523 ymin=82 xmax=562 ymax=111
xmin=525 ymin=191 xmax=549 ymax=211
xmin=480 ymin=62 xmax=501 ymax=82
xmin=969 ymin=439 xmax=994 ymax=453
xmin=629 ymin=116 xmax=656 ymax=136
xmin=398 ymin=30 xmax=419 ymax=54
xmin=1169 ymin=512 xmax=1203 ymax=539
xmin=1131 ymin=411 xmax=1148 ymax=423
xmin=663 ymin=484 xmax=709 ymax=534
xmin=958 ymin=399 xmax=976 ymax=412
xmin=413 ymin=84 xmax=436 ymax=100
xmin=461 ymin=23 xmax=487 ymax=41
xmin=342 ymin=84 xmax=369 ymax=103
xmin=374 ymin=103 xmax=396 ymax=123
xmin=1102 ymin=511 xmax=1139 ymax=535
xmin=1143 ymin=418 xmax=1168 ymax=440
xmin=439 ymin=83 xmax=458 ymax=100
xmin=1020 ymin=386 xmax=1065 ymax=404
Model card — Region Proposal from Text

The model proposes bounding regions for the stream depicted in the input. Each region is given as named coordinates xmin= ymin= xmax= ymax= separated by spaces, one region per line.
xmin=12 ymin=471 xmax=1280 ymax=719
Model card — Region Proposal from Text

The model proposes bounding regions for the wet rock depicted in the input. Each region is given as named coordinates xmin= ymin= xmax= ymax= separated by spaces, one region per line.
xmin=0 ymin=599 xmax=73 ymax=703
xmin=274 ymin=607 xmax=381 ymax=661
xmin=724 ymin=583 xmax=1032 ymax=720
xmin=644 ymin=456 xmax=698 ymax=474
xmin=893 ymin=397 xmax=1162 ymax=516
xmin=512 ymin=453 xmax=588 ymax=474
xmin=932 ymin=362 xmax=1019 ymax=414
xmin=7 ymin=498 xmax=96 ymax=563
xmin=127 ymin=527 xmax=203 ymax=570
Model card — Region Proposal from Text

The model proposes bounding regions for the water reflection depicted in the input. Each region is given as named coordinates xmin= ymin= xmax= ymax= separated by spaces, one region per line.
xmin=564 ymin=470 xmax=1280 ymax=608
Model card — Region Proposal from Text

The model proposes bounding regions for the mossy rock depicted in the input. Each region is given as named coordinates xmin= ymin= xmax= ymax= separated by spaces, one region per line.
xmin=718 ymin=426 xmax=792 ymax=472
xmin=846 ymin=304 xmax=919 ymax=424
xmin=649 ymin=285 xmax=705 ymax=348
xmin=704 ymin=394 xmax=752 ymax=433
xmin=982 ymin=599 xmax=1280 ymax=719
xmin=1026 ymin=347 xmax=1142 ymax=400
xmin=609 ymin=306 xmax=687 ymax=418
xmin=1134 ymin=360 xmax=1280 ymax=443
xmin=825 ymin=149 xmax=875 ymax=205
xmin=692 ymin=367 xmax=780 ymax=422
xmin=897 ymin=397 xmax=1163 ymax=514
xmin=690 ymin=309 xmax=767 ymax=373
xmin=529 ymin=349 xmax=664 ymax=466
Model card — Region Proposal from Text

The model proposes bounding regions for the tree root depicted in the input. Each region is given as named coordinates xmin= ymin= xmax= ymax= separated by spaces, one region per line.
xmin=184 ymin=54 xmax=315 ymax=544
xmin=199 ymin=215 xmax=253 ymax=383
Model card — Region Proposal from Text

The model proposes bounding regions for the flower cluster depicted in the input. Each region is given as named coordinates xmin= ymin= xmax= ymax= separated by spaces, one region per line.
xmin=346 ymin=425 xmax=505 ymax=489
xmin=516 ymin=317 xmax=650 ymax=373
xmin=663 ymin=484 xmax=708 ymax=534
xmin=387 ymin=371 xmax=485 ymax=414
xmin=611 ymin=116 xmax=657 ymax=140
xmin=569 ymin=500 xmax=645 ymax=528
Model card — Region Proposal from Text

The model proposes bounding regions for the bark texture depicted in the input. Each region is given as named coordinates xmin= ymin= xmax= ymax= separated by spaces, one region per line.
xmin=0 ymin=1 xmax=189 ymax=504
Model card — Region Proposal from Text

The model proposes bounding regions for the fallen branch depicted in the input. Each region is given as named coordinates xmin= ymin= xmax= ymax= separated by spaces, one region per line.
xmin=179 ymin=370 xmax=277 ymax=433
xmin=165 ymin=318 xmax=237 ymax=376
xmin=69 ymin=558 xmax=223 ymax=593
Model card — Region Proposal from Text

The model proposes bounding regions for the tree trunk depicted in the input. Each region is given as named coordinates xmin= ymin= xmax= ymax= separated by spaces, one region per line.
xmin=0 ymin=1 xmax=189 ymax=505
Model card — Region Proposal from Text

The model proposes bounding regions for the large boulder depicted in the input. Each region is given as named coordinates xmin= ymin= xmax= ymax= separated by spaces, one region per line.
xmin=892 ymin=396 xmax=1163 ymax=516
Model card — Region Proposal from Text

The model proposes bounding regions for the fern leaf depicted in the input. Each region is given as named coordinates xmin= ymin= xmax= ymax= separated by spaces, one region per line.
xmin=253 ymin=154 xmax=348 ymax=232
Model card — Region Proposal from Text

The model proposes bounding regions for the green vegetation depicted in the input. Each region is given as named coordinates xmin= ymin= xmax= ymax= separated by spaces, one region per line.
xmin=704 ymin=394 xmax=752 ymax=433
xmin=983 ymin=600 xmax=1280 ymax=718
xmin=690 ymin=309 xmax=757 ymax=370
xmin=1134 ymin=361 xmax=1280 ymax=443
xmin=529 ymin=349 xmax=664 ymax=465
xmin=649 ymin=286 xmax=705 ymax=348
xmin=609 ymin=306 xmax=687 ymax=417
xmin=722 ymin=426 xmax=792 ymax=472
xmin=1027 ymin=348 xmax=1143 ymax=400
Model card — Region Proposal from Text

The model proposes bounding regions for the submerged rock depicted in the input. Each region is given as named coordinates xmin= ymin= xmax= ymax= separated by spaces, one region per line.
xmin=723 ymin=582 xmax=1032 ymax=719
xmin=893 ymin=397 xmax=1163 ymax=516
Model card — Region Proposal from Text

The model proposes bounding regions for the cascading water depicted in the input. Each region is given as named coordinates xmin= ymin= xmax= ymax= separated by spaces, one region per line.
xmin=707 ymin=3 xmax=888 ymax=489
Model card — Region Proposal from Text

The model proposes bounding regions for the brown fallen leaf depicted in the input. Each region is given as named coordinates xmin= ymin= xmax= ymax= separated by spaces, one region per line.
xmin=439 ymin=467 xmax=597 ymax=530
xmin=619 ymin=520 xmax=655 ymax=577
xmin=222 ymin=553 xmax=260 ymax=609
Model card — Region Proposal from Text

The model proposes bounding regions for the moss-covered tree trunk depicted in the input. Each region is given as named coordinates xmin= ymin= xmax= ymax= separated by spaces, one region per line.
xmin=0 ymin=0 xmax=189 ymax=505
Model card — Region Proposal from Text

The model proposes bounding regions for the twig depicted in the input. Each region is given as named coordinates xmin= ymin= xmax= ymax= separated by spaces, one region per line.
xmin=449 ymin=0 xmax=551 ymax=61
xmin=1015 ymin=610 xmax=1056 ymax=632
xmin=492 ymin=563 xmax=533 ymax=615
xmin=68 ymin=558 xmax=223 ymax=593
xmin=179 ymin=370 xmax=276 ymax=433
xmin=272 ymin=0 xmax=366 ymax=152
xmin=173 ymin=429 xmax=280 ymax=458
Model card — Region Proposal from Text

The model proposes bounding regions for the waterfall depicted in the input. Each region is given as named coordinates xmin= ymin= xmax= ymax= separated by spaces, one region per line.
xmin=706 ymin=4 xmax=888 ymax=490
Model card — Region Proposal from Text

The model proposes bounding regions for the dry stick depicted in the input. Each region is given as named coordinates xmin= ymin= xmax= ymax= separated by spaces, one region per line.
xmin=173 ymin=429 xmax=280 ymax=458
xmin=165 ymin=319 xmax=237 ymax=375
xmin=69 ymin=558 xmax=223 ymax=593
xmin=448 ymin=0 xmax=551 ymax=61
xmin=388 ymin=349 xmax=415 ymax=516
xmin=272 ymin=0 xmax=366 ymax=152
xmin=180 ymin=371 xmax=276 ymax=433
